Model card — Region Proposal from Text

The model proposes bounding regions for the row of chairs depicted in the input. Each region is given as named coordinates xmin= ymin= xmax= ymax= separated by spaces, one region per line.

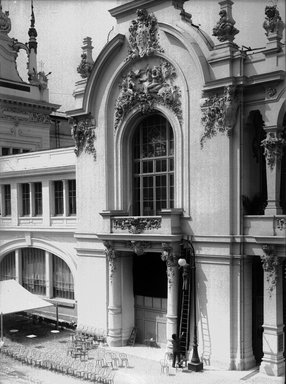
xmin=76 ymin=325 xmax=107 ymax=343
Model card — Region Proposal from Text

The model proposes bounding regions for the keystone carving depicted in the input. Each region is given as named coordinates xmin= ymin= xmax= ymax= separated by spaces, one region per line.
xmin=128 ymin=241 xmax=151 ymax=256
xmin=115 ymin=60 xmax=182 ymax=130
xmin=126 ymin=8 xmax=164 ymax=61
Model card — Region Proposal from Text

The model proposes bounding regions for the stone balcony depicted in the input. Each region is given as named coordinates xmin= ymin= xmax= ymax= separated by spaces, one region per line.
xmin=244 ymin=215 xmax=286 ymax=243
xmin=98 ymin=209 xmax=183 ymax=243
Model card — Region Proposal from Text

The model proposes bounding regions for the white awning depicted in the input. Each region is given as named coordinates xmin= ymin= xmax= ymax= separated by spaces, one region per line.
xmin=0 ymin=279 xmax=53 ymax=315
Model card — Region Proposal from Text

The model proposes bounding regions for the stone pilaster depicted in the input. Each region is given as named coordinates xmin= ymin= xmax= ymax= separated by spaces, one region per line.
xmin=161 ymin=242 xmax=179 ymax=351
xmin=104 ymin=241 xmax=122 ymax=346
xmin=260 ymin=245 xmax=284 ymax=376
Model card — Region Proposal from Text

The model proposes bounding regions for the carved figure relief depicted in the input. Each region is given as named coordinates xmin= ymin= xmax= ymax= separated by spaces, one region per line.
xmin=0 ymin=3 xmax=11 ymax=34
xmin=113 ymin=217 xmax=161 ymax=234
xmin=70 ymin=116 xmax=97 ymax=160
xmin=200 ymin=85 xmax=239 ymax=148
xmin=260 ymin=244 xmax=280 ymax=296
xmin=114 ymin=60 xmax=182 ymax=130
xmin=261 ymin=132 xmax=286 ymax=170
xmin=127 ymin=8 xmax=164 ymax=61
xmin=212 ymin=9 xmax=239 ymax=42
xmin=263 ymin=5 xmax=285 ymax=37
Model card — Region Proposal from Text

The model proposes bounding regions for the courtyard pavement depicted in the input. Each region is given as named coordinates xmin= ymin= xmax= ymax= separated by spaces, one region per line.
xmin=0 ymin=313 xmax=284 ymax=384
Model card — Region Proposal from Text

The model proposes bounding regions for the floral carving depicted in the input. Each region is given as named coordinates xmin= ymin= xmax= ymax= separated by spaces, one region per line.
xmin=266 ymin=87 xmax=277 ymax=98
xmin=112 ymin=217 xmax=161 ymax=234
xmin=126 ymin=8 xmax=164 ymax=61
xmin=276 ymin=218 xmax=286 ymax=231
xmin=212 ymin=9 xmax=239 ymax=42
xmin=128 ymin=241 xmax=151 ymax=256
xmin=261 ymin=132 xmax=286 ymax=170
xmin=200 ymin=85 xmax=239 ymax=148
xmin=260 ymin=244 xmax=280 ymax=296
xmin=0 ymin=3 xmax=11 ymax=34
xmin=104 ymin=241 xmax=117 ymax=281
xmin=114 ymin=60 xmax=182 ymax=129
xmin=161 ymin=243 xmax=178 ymax=288
xmin=77 ymin=53 xmax=93 ymax=79
xmin=70 ymin=116 xmax=97 ymax=160
xmin=263 ymin=6 xmax=284 ymax=37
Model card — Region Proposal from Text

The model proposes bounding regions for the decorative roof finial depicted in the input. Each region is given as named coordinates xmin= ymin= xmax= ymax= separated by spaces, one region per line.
xmin=28 ymin=0 xmax=38 ymax=49
xmin=212 ymin=0 xmax=239 ymax=43
xmin=0 ymin=0 xmax=11 ymax=34
xmin=27 ymin=0 xmax=38 ymax=82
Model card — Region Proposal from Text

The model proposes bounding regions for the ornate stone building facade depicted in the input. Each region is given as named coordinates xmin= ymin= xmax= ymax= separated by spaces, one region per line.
xmin=0 ymin=0 xmax=286 ymax=380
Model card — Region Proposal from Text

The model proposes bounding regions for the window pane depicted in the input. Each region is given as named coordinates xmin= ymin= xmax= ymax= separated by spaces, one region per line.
xmin=22 ymin=248 xmax=46 ymax=295
xmin=0 ymin=251 xmax=15 ymax=281
xmin=68 ymin=179 xmax=76 ymax=215
xmin=53 ymin=255 xmax=74 ymax=300
xmin=4 ymin=184 xmax=11 ymax=216
xmin=2 ymin=148 xmax=10 ymax=156
xmin=22 ymin=183 xmax=30 ymax=216
xmin=54 ymin=181 xmax=63 ymax=215
xmin=34 ymin=182 xmax=42 ymax=216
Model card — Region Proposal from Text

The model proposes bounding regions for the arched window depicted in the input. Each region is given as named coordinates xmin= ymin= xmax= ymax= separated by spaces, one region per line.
xmin=133 ymin=114 xmax=174 ymax=216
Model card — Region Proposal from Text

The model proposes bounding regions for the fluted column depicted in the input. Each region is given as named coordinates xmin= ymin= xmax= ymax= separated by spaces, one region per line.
xmin=261 ymin=129 xmax=285 ymax=215
xmin=161 ymin=242 xmax=179 ymax=350
xmin=104 ymin=241 xmax=122 ymax=347
xmin=260 ymin=245 xmax=284 ymax=376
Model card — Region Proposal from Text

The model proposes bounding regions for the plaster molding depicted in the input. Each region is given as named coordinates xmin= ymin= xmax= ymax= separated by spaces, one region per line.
xmin=70 ymin=115 xmax=97 ymax=160
xmin=112 ymin=217 xmax=161 ymax=234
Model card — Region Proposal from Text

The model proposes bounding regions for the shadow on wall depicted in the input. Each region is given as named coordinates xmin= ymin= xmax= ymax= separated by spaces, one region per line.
xmin=197 ymin=263 xmax=211 ymax=366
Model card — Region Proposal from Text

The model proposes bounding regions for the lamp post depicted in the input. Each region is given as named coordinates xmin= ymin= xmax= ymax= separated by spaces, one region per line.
xmin=179 ymin=240 xmax=203 ymax=372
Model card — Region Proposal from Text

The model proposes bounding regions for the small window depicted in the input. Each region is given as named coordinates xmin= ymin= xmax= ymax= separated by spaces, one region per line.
xmin=68 ymin=180 xmax=76 ymax=215
xmin=34 ymin=182 xmax=42 ymax=216
xmin=12 ymin=148 xmax=20 ymax=154
xmin=2 ymin=148 xmax=10 ymax=156
xmin=54 ymin=180 xmax=64 ymax=215
xmin=21 ymin=183 xmax=30 ymax=216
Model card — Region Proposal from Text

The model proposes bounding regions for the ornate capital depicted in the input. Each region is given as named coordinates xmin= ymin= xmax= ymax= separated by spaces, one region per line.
xmin=103 ymin=241 xmax=117 ymax=281
xmin=112 ymin=217 xmax=161 ymax=234
xmin=260 ymin=244 xmax=280 ymax=296
xmin=128 ymin=241 xmax=151 ymax=256
xmin=70 ymin=116 xmax=97 ymax=160
xmin=276 ymin=218 xmax=286 ymax=231
xmin=261 ymin=132 xmax=285 ymax=170
xmin=200 ymin=85 xmax=239 ymax=148
xmin=126 ymin=8 xmax=164 ymax=61
xmin=161 ymin=243 xmax=178 ymax=288
xmin=114 ymin=59 xmax=182 ymax=130
xmin=212 ymin=1 xmax=239 ymax=43
xmin=263 ymin=6 xmax=284 ymax=38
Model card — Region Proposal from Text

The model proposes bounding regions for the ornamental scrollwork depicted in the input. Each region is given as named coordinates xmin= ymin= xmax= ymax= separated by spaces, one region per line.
xmin=263 ymin=6 xmax=284 ymax=37
xmin=128 ymin=241 xmax=151 ymax=256
xmin=103 ymin=241 xmax=117 ymax=281
xmin=126 ymin=8 xmax=164 ymax=61
xmin=212 ymin=9 xmax=239 ymax=43
xmin=276 ymin=218 xmax=286 ymax=231
xmin=77 ymin=53 xmax=93 ymax=79
xmin=200 ymin=85 xmax=239 ymax=148
xmin=70 ymin=116 xmax=97 ymax=160
xmin=112 ymin=217 xmax=161 ymax=234
xmin=161 ymin=243 xmax=178 ymax=288
xmin=261 ymin=132 xmax=286 ymax=170
xmin=260 ymin=244 xmax=280 ymax=296
xmin=114 ymin=60 xmax=182 ymax=130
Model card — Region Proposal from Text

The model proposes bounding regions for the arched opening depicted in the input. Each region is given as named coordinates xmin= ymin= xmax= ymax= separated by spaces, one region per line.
xmin=132 ymin=114 xmax=174 ymax=216
xmin=243 ymin=111 xmax=267 ymax=214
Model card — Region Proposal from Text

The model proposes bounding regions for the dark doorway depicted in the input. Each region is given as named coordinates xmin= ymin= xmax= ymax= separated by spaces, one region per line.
xmin=252 ymin=256 xmax=264 ymax=364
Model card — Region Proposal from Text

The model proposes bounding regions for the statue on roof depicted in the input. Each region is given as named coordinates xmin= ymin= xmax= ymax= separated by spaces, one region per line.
xmin=0 ymin=1 xmax=11 ymax=34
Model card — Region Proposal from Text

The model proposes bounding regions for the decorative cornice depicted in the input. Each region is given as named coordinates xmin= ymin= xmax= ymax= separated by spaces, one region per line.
xmin=200 ymin=85 xmax=239 ymax=148
xmin=126 ymin=8 xmax=163 ymax=61
xmin=114 ymin=59 xmax=182 ymax=130
xmin=70 ymin=115 xmax=97 ymax=160
xmin=0 ymin=105 xmax=51 ymax=123
xmin=112 ymin=217 xmax=161 ymax=234
xmin=260 ymin=244 xmax=279 ymax=296
xmin=261 ymin=132 xmax=286 ymax=170
xmin=128 ymin=240 xmax=151 ymax=255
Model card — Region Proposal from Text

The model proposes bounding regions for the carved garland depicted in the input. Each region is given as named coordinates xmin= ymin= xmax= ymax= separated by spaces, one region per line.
xmin=70 ymin=116 xmax=97 ymax=160
xmin=113 ymin=217 xmax=161 ymax=234
xmin=126 ymin=8 xmax=164 ymax=61
xmin=200 ymin=85 xmax=239 ymax=148
xmin=261 ymin=132 xmax=286 ymax=170
xmin=161 ymin=243 xmax=177 ymax=288
xmin=260 ymin=244 xmax=280 ymax=296
xmin=114 ymin=60 xmax=182 ymax=130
